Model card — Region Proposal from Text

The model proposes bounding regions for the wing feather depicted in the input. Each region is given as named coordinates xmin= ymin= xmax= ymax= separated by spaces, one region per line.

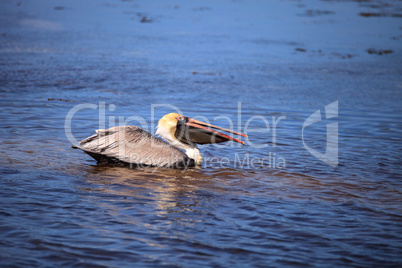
xmin=74 ymin=126 xmax=192 ymax=168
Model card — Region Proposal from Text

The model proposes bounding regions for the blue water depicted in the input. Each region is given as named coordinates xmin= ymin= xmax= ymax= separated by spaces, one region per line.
xmin=1 ymin=0 xmax=402 ymax=267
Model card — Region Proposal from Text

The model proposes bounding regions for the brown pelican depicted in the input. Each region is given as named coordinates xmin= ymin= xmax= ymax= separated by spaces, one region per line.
xmin=72 ymin=113 xmax=247 ymax=169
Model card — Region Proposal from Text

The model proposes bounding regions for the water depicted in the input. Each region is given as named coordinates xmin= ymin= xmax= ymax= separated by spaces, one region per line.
xmin=1 ymin=0 xmax=402 ymax=267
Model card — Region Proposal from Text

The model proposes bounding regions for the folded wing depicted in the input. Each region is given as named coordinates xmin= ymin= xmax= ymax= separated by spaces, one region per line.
xmin=73 ymin=126 xmax=192 ymax=168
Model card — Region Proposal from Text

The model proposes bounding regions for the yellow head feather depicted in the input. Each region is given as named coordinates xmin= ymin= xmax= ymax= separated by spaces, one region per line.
xmin=157 ymin=113 xmax=181 ymax=139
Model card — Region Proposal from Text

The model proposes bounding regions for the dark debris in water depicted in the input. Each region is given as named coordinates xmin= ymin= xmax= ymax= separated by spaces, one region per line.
xmin=367 ymin=48 xmax=393 ymax=55
xmin=293 ymin=48 xmax=354 ymax=59
xmin=192 ymin=71 xmax=220 ymax=76
xmin=300 ymin=9 xmax=335 ymax=17
xmin=332 ymin=52 xmax=354 ymax=59
xmin=132 ymin=12 xmax=156 ymax=23
xmin=140 ymin=16 xmax=153 ymax=23
xmin=359 ymin=12 xmax=402 ymax=18
xmin=47 ymin=98 xmax=73 ymax=102
xmin=295 ymin=48 xmax=307 ymax=52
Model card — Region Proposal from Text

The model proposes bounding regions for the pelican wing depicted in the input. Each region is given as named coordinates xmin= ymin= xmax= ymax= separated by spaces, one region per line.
xmin=73 ymin=126 xmax=192 ymax=168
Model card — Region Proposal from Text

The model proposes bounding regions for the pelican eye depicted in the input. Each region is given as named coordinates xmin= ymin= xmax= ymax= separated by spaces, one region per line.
xmin=176 ymin=115 xmax=187 ymax=123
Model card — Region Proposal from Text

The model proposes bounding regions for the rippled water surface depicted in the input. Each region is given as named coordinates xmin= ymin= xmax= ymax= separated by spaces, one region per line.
xmin=1 ymin=0 xmax=402 ymax=267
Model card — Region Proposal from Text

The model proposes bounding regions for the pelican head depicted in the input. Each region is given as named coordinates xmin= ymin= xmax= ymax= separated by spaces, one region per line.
xmin=156 ymin=113 xmax=246 ymax=166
